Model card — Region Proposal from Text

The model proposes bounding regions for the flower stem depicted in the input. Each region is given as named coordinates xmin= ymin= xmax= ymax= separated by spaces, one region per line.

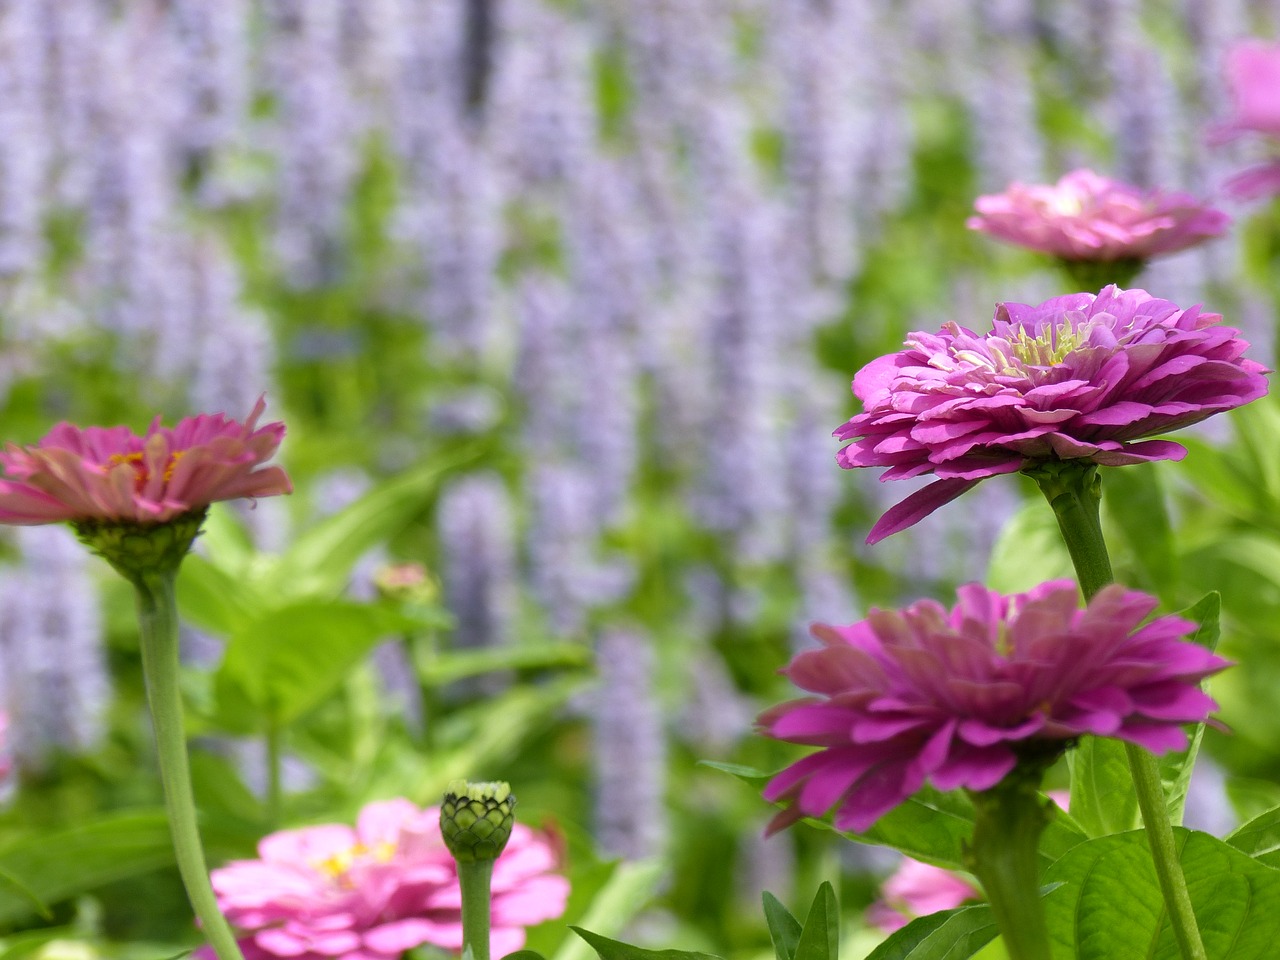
xmin=457 ymin=858 xmax=494 ymax=960
xmin=1028 ymin=462 xmax=1207 ymax=960
xmin=967 ymin=774 xmax=1053 ymax=960
xmin=135 ymin=570 xmax=245 ymax=960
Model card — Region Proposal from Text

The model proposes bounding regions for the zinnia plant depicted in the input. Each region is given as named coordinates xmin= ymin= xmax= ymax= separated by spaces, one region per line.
xmin=966 ymin=169 xmax=1229 ymax=288
xmin=1210 ymin=39 xmax=1280 ymax=200
xmin=0 ymin=398 xmax=292 ymax=960
xmin=835 ymin=285 xmax=1268 ymax=545
xmin=761 ymin=581 xmax=1226 ymax=960
xmin=207 ymin=796 xmax=569 ymax=960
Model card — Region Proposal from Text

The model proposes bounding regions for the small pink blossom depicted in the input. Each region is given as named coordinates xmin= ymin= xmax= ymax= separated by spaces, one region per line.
xmin=1211 ymin=39 xmax=1280 ymax=199
xmin=0 ymin=397 xmax=291 ymax=525
xmin=966 ymin=170 xmax=1229 ymax=262
xmin=836 ymin=286 xmax=1268 ymax=544
xmin=760 ymin=581 xmax=1227 ymax=834
xmin=206 ymin=799 xmax=570 ymax=960
xmin=866 ymin=859 xmax=980 ymax=933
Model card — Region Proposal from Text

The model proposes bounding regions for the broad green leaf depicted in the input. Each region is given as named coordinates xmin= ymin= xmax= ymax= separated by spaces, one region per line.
xmin=793 ymin=883 xmax=837 ymax=960
xmin=175 ymin=553 xmax=264 ymax=635
xmin=762 ymin=891 xmax=802 ymax=960
xmin=1101 ymin=464 xmax=1176 ymax=597
xmin=1157 ymin=592 xmax=1221 ymax=826
xmin=548 ymin=860 xmax=664 ymax=960
xmin=0 ymin=868 xmax=49 ymax=921
xmin=1044 ymin=829 xmax=1280 ymax=959
xmin=702 ymin=764 xmax=1085 ymax=871
xmin=215 ymin=600 xmax=416 ymax=730
xmin=864 ymin=905 xmax=999 ymax=960
xmin=277 ymin=449 xmax=478 ymax=598
xmin=1225 ymin=805 xmax=1280 ymax=867
xmin=0 ymin=810 xmax=172 ymax=924
xmin=504 ymin=953 xmax=549 ymax=960
xmin=986 ymin=501 xmax=1074 ymax=594
xmin=1067 ymin=738 xmax=1139 ymax=839
xmin=569 ymin=926 xmax=721 ymax=960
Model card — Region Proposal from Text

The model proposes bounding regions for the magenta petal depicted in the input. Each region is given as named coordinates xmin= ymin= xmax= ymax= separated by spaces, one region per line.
xmin=866 ymin=478 xmax=983 ymax=545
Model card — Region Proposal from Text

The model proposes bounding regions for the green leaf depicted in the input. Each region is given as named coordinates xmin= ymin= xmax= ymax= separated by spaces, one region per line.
xmin=1157 ymin=592 xmax=1221 ymax=826
xmin=0 ymin=810 xmax=173 ymax=924
xmin=0 ymin=868 xmax=49 ymax=921
xmin=863 ymin=905 xmax=999 ymax=960
xmin=1044 ymin=829 xmax=1280 ymax=959
xmin=793 ymin=883 xmax=838 ymax=960
xmin=175 ymin=553 xmax=265 ymax=635
xmin=214 ymin=600 xmax=415 ymax=730
xmin=703 ymin=765 xmax=1085 ymax=871
xmin=420 ymin=643 xmax=591 ymax=687
xmin=569 ymin=927 xmax=722 ymax=960
xmin=1225 ymin=805 xmax=1280 ymax=867
xmin=503 ymin=953 xmax=550 ymax=960
xmin=548 ymin=860 xmax=665 ymax=960
xmin=277 ymin=449 xmax=478 ymax=598
xmin=986 ymin=501 xmax=1074 ymax=594
xmin=1067 ymin=737 xmax=1139 ymax=839
xmin=762 ymin=892 xmax=802 ymax=960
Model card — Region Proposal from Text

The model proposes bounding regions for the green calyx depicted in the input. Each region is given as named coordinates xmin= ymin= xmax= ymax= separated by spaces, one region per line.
xmin=440 ymin=780 xmax=516 ymax=862
xmin=71 ymin=508 xmax=208 ymax=585
xmin=1057 ymin=256 xmax=1144 ymax=292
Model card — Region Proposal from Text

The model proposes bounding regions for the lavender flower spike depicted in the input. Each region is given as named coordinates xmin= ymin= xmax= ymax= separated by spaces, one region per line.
xmin=836 ymin=286 xmax=1268 ymax=544
xmin=760 ymin=581 xmax=1227 ymax=834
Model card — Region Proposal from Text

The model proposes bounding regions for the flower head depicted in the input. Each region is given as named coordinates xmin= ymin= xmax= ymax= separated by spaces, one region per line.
xmin=760 ymin=581 xmax=1227 ymax=834
xmin=440 ymin=780 xmax=516 ymax=863
xmin=1210 ymin=40 xmax=1280 ymax=199
xmin=836 ymin=286 xmax=1268 ymax=543
xmin=866 ymin=858 xmax=980 ymax=933
xmin=966 ymin=169 xmax=1229 ymax=262
xmin=0 ymin=396 xmax=291 ymax=526
xmin=206 ymin=798 xmax=569 ymax=960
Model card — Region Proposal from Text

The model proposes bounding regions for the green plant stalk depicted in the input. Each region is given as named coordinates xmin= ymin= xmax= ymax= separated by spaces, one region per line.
xmin=457 ymin=858 xmax=495 ymax=960
xmin=1029 ymin=462 xmax=1207 ymax=960
xmin=968 ymin=775 xmax=1054 ymax=960
xmin=135 ymin=570 xmax=245 ymax=960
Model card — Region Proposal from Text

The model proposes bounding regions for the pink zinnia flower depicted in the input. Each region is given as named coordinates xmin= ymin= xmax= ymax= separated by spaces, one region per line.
xmin=966 ymin=169 xmax=1229 ymax=261
xmin=207 ymin=798 xmax=570 ymax=960
xmin=1210 ymin=39 xmax=1280 ymax=199
xmin=836 ymin=286 xmax=1268 ymax=544
xmin=866 ymin=858 xmax=981 ymax=933
xmin=760 ymin=581 xmax=1227 ymax=834
xmin=0 ymin=397 xmax=291 ymax=525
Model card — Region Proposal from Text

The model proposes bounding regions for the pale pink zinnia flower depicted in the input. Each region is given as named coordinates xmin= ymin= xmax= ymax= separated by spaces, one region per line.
xmin=866 ymin=858 xmax=981 ymax=933
xmin=966 ymin=169 xmax=1229 ymax=262
xmin=0 ymin=396 xmax=291 ymax=525
xmin=1210 ymin=40 xmax=1280 ymax=199
xmin=207 ymin=798 xmax=570 ymax=960
xmin=760 ymin=581 xmax=1227 ymax=834
xmin=836 ymin=286 xmax=1268 ymax=544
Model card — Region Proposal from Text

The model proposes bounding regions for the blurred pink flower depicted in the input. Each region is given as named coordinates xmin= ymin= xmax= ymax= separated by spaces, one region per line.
xmin=207 ymin=798 xmax=570 ymax=960
xmin=1211 ymin=40 xmax=1280 ymax=199
xmin=835 ymin=286 xmax=1268 ymax=544
xmin=966 ymin=169 xmax=1229 ymax=261
xmin=866 ymin=859 xmax=980 ymax=933
xmin=760 ymin=581 xmax=1227 ymax=834
xmin=0 ymin=396 xmax=291 ymax=525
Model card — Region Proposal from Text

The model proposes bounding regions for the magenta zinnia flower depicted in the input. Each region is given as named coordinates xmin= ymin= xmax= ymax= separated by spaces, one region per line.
xmin=0 ymin=396 xmax=291 ymax=525
xmin=760 ymin=581 xmax=1227 ymax=834
xmin=966 ymin=169 xmax=1229 ymax=262
xmin=206 ymin=799 xmax=570 ymax=960
xmin=1210 ymin=39 xmax=1280 ymax=199
xmin=837 ymin=286 xmax=1268 ymax=544
xmin=866 ymin=858 xmax=981 ymax=933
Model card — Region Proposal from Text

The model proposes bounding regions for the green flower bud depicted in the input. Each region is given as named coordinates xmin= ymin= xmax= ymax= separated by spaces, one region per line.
xmin=71 ymin=508 xmax=208 ymax=584
xmin=440 ymin=780 xmax=516 ymax=862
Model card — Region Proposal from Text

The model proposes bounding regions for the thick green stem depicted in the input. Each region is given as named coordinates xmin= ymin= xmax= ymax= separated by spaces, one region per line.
xmin=967 ymin=774 xmax=1053 ymax=960
xmin=135 ymin=571 xmax=245 ymax=960
xmin=457 ymin=858 xmax=494 ymax=960
xmin=1028 ymin=462 xmax=1207 ymax=960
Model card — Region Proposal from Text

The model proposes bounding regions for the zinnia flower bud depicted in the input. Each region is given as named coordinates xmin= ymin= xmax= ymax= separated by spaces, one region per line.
xmin=441 ymin=780 xmax=517 ymax=862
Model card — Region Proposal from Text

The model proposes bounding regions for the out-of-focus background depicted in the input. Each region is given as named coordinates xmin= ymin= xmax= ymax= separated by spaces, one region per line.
xmin=0 ymin=0 xmax=1279 ymax=956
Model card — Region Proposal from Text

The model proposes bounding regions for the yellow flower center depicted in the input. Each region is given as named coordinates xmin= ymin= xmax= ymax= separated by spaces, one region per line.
xmin=313 ymin=842 xmax=397 ymax=883
xmin=106 ymin=450 xmax=186 ymax=488
xmin=1007 ymin=323 xmax=1085 ymax=368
